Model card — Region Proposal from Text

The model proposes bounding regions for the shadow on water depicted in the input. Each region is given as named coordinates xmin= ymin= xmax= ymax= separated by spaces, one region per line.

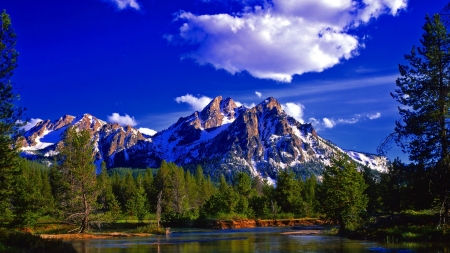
xmin=71 ymin=227 xmax=450 ymax=253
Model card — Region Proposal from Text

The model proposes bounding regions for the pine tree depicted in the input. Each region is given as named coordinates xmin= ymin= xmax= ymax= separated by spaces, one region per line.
xmin=57 ymin=127 xmax=98 ymax=233
xmin=275 ymin=169 xmax=304 ymax=216
xmin=317 ymin=155 xmax=368 ymax=233
xmin=167 ymin=164 xmax=188 ymax=220
xmin=126 ymin=175 xmax=149 ymax=222
xmin=97 ymin=161 xmax=121 ymax=221
xmin=0 ymin=9 xmax=25 ymax=222
xmin=233 ymin=172 xmax=252 ymax=215
xmin=12 ymin=160 xmax=54 ymax=226
xmin=388 ymin=14 xmax=450 ymax=222
xmin=184 ymin=170 xmax=199 ymax=218
xmin=302 ymin=174 xmax=318 ymax=217
xmin=142 ymin=168 xmax=155 ymax=212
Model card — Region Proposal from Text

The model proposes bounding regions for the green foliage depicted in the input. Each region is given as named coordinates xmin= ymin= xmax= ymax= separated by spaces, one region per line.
xmin=317 ymin=154 xmax=368 ymax=233
xmin=0 ymin=228 xmax=77 ymax=253
xmin=249 ymin=195 xmax=271 ymax=218
xmin=302 ymin=174 xmax=318 ymax=217
xmin=114 ymin=170 xmax=137 ymax=214
xmin=388 ymin=14 xmax=450 ymax=217
xmin=108 ymin=167 xmax=156 ymax=178
xmin=97 ymin=162 xmax=121 ymax=222
xmin=56 ymin=127 xmax=98 ymax=233
xmin=126 ymin=175 xmax=149 ymax=222
xmin=0 ymin=9 xmax=24 ymax=222
xmin=135 ymin=223 xmax=166 ymax=234
xmin=11 ymin=159 xmax=55 ymax=227
xmin=275 ymin=168 xmax=304 ymax=216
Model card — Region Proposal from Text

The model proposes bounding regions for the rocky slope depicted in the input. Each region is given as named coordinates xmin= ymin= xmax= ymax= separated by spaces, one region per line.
xmin=20 ymin=113 xmax=147 ymax=164
xmin=20 ymin=96 xmax=389 ymax=181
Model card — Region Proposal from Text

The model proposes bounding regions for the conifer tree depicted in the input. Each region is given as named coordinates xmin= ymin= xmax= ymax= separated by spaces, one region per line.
xmin=143 ymin=168 xmax=155 ymax=212
xmin=0 ymin=9 xmax=25 ymax=222
xmin=126 ymin=174 xmax=149 ymax=222
xmin=234 ymin=172 xmax=252 ymax=215
xmin=12 ymin=160 xmax=54 ymax=226
xmin=57 ymin=127 xmax=98 ymax=233
xmin=184 ymin=170 xmax=199 ymax=218
xmin=167 ymin=164 xmax=188 ymax=220
xmin=121 ymin=171 xmax=137 ymax=214
xmin=302 ymin=174 xmax=318 ymax=217
xmin=97 ymin=162 xmax=121 ymax=221
xmin=387 ymin=14 xmax=450 ymax=222
xmin=275 ymin=169 xmax=304 ymax=216
xmin=317 ymin=155 xmax=368 ymax=233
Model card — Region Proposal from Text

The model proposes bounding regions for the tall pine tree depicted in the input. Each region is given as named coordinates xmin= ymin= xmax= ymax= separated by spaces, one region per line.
xmin=0 ymin=9 xmax=24 ymax=222
xmin=389 ymin=14 xmax=450 ymax=222
xmin=57 ymin=127 xmax=98 ymax=233
xmin=317 ymin=155 xmax=368 ymax=233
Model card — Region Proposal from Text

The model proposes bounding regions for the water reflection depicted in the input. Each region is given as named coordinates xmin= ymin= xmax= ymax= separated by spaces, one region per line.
xmin=71 ymin=227 xmax=450 ymax=253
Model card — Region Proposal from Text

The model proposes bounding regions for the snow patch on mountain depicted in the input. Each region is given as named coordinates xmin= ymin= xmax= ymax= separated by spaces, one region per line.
xmin=20 ymin=97 xmax=389 ymax=181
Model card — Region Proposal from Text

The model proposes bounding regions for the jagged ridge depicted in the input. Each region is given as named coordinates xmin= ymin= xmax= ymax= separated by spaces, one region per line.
xmin=20 ymin=96 xmax=389 ymax=181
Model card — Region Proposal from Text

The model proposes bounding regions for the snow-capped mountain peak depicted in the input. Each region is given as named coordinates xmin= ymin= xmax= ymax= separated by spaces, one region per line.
xmin=20 ymin=96 xmax=389 ymax=181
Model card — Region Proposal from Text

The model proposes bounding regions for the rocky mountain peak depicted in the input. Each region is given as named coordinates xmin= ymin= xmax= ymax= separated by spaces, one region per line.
xmin=53 ymin=115 xmax=75 ymax=129
xmin=256 ymin=97 xmax=282 ymax=114
xmin=220 ymin=97 xmax=238 ymax=118
xmin=20 ymin=96 xmax=389 ymax=181
xmin=72 ymin=114 xmax=106 ymax=133
xmin=200 ymin=96 xmax=238 ymax=129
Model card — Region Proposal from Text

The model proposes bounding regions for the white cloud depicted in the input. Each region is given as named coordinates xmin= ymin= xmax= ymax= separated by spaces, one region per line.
xmin=309 ymin=117 xmax=321 ymax=128
xmin=138 ymin=127 xmax=157 ymax=136
xmin=107 ymin=113 xmax=137 ymax=126
xmin=310 ymin=112 xmax=381 ymax=129
xmin=255 ymin=91 xmax=262 ymax=98
xmin=282 ymin=102 xmax=305 ymax=123
xmin=243 ymin=102 xmax=256 ymax=108
xmin=105 ymin=0 xmax=140 ymax=10
xmin=175 ymin=94 xmax=213 ymax=111
xmin=368 ymin=112 xmax=381 ymax=119
xmin=323 ymin=118 xmax=336 ymax=128
xmin=170 ymin=0 xmax=407 ymax=82
xmin=21 ymin=118 xmax=43 ymax=131
xmin=337 ymin=116 xmax=360 ymax=124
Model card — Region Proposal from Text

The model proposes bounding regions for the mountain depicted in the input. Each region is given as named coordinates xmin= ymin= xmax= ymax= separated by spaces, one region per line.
xmin=19 ymin=96 xmax=389 ymax=181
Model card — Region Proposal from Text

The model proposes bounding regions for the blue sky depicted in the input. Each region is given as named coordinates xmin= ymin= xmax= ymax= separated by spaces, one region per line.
xmin=2 ymin=0 xmax=448 ymax=161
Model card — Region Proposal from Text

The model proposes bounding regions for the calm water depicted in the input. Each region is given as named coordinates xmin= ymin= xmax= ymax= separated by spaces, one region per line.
xmin=71 ymin=227 xmax=449 ymax=253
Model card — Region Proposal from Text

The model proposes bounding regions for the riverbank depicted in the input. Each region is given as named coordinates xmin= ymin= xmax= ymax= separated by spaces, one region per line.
xmin=0 ymin=228 xmax=77 ymax=253
xmin=209 ymin=218 xmax=326 ymax=229
xmin=40 ymin=232 xmax=152 ymax=240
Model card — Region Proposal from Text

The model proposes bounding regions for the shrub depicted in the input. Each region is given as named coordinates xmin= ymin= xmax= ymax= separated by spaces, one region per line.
xmin=0 ymin=228 xmax=77 ymax=253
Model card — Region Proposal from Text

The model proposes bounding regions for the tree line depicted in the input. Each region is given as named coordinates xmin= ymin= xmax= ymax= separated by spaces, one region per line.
xmin=2 ymin=128 xmax=448 ymax=235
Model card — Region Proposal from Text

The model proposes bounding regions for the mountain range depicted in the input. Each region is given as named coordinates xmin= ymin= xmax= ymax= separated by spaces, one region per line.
xmin=19 ymin=96 xmax=388 ymax=182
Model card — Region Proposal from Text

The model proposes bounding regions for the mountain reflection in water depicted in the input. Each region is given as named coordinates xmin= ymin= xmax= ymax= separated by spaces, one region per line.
xmin=71 ymin=227 xmax=449 ymax=253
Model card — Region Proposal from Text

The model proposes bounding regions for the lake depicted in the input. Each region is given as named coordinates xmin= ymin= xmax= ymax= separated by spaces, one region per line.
xmin=71 ymin=227 xmax=449 ymax=253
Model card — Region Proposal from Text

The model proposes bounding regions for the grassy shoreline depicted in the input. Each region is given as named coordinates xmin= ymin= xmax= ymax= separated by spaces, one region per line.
xmin=2 ymin=211 xmax=450 ymax=251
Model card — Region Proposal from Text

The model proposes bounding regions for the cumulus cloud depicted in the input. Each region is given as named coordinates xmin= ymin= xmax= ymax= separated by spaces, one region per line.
xmin=255 ymin=91 xmax=262 ymax=98
xmin=170 ymin=0 xmax=407 ymax=82
xmin=104 ymin=0 xmax=140 ymax=10
xmin=21 ymin=118 xmax=43 ymax=131
xmin=282 ymin=102 xmax=305 ymax=123
xmin=138 ymin=127 xmax=157 ymax=136
xmin=107 ymin=113 xmax=137 ymax=126
xmin=368 ymin=112 xmax=381 ymax=119
xmin=175 ymin=94 xmax=213 ymax=111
